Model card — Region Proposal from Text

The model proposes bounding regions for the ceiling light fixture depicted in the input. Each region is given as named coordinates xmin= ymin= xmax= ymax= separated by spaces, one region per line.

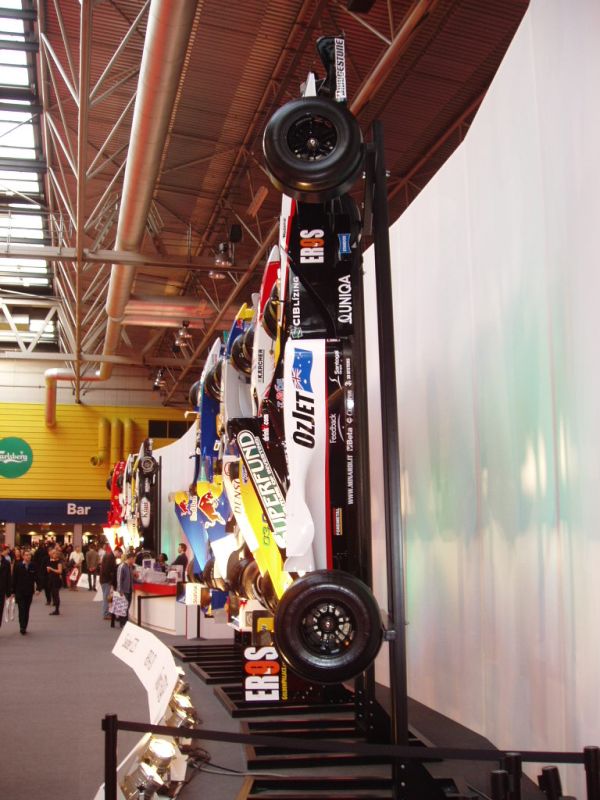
xmin=208 ymin=269 xmax=226 ymax=280
xmin=213 ymin=240 xmax=233 ymax=268
xmin=153 ymin=368 xmax=166 ymax=391
xmin=175 ymin=320 xmax=192 ymax=345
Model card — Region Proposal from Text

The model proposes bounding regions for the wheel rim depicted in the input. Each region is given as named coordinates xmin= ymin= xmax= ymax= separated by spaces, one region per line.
xmin=287 ymin=114 xmax=337 ymax=162
xmin=300 ymin=599 xmax=355 ymax=656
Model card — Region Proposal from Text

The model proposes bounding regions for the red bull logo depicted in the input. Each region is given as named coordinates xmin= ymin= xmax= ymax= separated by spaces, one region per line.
xmin=198 ymin=491 xmax=225 ymax=527
xmin=177 ymin=498 xmax=189 ymax=515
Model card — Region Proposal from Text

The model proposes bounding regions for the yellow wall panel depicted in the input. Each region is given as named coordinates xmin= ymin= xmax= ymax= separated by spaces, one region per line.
xmin=0 ymin=403 xmax=185 ymax=500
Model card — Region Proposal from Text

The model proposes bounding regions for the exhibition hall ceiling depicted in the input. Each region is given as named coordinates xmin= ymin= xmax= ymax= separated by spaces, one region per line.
xmin=0 ymin=0 xmax=528 ymax=405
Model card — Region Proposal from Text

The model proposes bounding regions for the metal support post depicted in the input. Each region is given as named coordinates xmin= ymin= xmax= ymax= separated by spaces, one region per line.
xmin=585 ymin=746 xmax=600 ymax=800
xmin=102 ymin=713 xmax=118 ymax=800
xmin=502 ymin=751 xmax=522 ymax=800
xmin=491 ymin=770 xmax=510 ymax=800
xmin=371 ymin=120 xmax=409 ymax=787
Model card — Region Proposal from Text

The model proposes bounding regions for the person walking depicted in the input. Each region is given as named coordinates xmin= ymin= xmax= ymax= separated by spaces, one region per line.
xmin=12 ymin=550 xmax=40 ymax=634
xmin=111 ymin=550 xmax=135 ymax=628
xmin=85 ymin=544 xmax=99 ymax=591
xmin=34 ymin=541 xmax=52 ymax=606
xmin=0 ymin=546 xmax=12 ymax=629
xmin=67 ymin=544 xmax=84 ymax=590
xmin=46 ymin=547 xmax=63 ymax=615
xmin=99 ymin=547 xmax=117 ymax=620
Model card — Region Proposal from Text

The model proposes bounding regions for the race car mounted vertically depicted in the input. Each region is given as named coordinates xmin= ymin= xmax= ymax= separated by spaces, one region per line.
xmin=233 ymin=34 xmax=383 ymax=684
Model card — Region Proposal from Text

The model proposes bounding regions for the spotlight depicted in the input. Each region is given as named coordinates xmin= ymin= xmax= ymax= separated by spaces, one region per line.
xmin=143 ymin=736 xmax=177 ymax=772
xmin=164 ymin=691 xmax=198 ymax=735
xmin=208 ymin=269 xmax=226 ymax=280
xmin=174 ymin=670 xmax=189 ymax=696
xmin=178 ymin=320 xmax=192 ymax=342
xmin=153 ymin=368 xmax=166 ymax=391
xmin=174 ymin=320 xmax=193 ymax=352
xmin=170 ymin=692 xmax=198 ymax=722
xmin=214 ymin=240 xmax=233 ymax=267
xmin=121 ymin=762 xmax=164 ymax=800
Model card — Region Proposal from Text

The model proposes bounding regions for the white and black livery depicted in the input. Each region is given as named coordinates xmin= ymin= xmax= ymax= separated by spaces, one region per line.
xmin=225 ymin=35 xmax=383 ymax=684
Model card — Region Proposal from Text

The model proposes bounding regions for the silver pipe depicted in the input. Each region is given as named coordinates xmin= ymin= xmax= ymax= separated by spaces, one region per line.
xmin=100 ymin=0 xmax=198 ymax=380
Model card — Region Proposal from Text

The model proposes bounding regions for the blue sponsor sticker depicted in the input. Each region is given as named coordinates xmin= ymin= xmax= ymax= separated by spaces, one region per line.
xmin=338 ymin=233 xmax=351 ymax=256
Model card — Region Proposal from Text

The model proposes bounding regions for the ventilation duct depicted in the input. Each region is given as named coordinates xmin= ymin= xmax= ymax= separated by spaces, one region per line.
xmin=100 ymin=0 xmax=198 ymax=380
xmin=90 ymin=418 xmax=110 ymax=466
xmin=110 ymin=418 xmax=124 ymax=465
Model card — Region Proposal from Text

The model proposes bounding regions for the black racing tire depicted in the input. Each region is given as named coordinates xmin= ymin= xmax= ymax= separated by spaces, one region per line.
xmin=226 ymin=552 xmax=250 ymax=594
xmin=258 ymin=571 xmax=280 ymax=614
xmin=202 ymin=558 xmax=217 ymax=588
xmin=189 ymin=379 xmax=201 ymax=408
xmin=240 ymin=559 xmax=261 ymax=601
xmin=263 ymin=97 xmax=363 ymax=203
xmin=231 ymin=331 xmax=252 ymax=376
xmin=274 ymin=570 xmax=382 ymax=685
xmin=204 ymin=358 xmax=223 ymax=403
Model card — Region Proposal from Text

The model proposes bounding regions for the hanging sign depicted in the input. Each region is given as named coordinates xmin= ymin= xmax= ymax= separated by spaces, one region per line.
xmin=0 ymin=437 xmax=33 ymax=479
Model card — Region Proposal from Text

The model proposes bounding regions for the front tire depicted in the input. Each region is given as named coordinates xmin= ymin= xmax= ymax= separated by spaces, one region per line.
xmin=263 ymin=97 xmax=363 ymax=203
xmin=274 ymin=570 xmax=382 ymax=684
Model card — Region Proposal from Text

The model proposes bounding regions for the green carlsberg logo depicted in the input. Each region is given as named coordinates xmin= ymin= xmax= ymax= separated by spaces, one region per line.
xmin=0 ymin=437 xmax=33 ymax=478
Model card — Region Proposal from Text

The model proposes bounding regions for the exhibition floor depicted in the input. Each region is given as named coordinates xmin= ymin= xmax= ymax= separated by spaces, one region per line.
xmin=0 ymin=589 xmax=546 ymax=800
xmin=0 ymin=589 xmax=244 ymax=800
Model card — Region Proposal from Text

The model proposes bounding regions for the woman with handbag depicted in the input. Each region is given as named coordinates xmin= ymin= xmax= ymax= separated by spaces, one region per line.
xmin=111 ymin=551 xmax=135 ymax=628
xmin=67 ymin=545 xmax=84 ymax=590
xmin=46 ymin=547 xmax=63 ymax=615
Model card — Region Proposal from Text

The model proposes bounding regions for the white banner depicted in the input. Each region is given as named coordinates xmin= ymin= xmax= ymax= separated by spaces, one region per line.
xmin=112 ymin=622 xmax=179 ymax=724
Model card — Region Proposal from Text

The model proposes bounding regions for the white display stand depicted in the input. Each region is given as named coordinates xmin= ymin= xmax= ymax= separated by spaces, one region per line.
xmin=128 ymin=583 xmax=188 ymax=637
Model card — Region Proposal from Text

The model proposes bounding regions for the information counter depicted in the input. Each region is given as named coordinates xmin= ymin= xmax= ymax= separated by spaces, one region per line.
xmin=129 ymin=582 xmax=192 ymax=637
xmin=129 ymin=582 xmax=232 ymax=640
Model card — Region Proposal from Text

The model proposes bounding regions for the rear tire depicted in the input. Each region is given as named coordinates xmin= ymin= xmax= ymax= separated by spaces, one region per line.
xmin=231 ymin=328 xmax=253 ymax=375
xmin=263 ymin=97 xmax=363 ymax=203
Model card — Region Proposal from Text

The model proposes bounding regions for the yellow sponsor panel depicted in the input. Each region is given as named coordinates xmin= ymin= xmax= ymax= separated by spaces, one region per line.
xmin=238 ymin=461 xmax=290 ymax=599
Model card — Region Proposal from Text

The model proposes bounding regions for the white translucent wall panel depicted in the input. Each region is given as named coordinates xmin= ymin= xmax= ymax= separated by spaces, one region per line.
xmin=154 ymin=422 xmax=197 ymax=561
xmin=365 ymin=0 xmax=600 ymax=793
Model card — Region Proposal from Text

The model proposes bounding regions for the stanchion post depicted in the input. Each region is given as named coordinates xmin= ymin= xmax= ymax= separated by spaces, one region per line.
xmin=585 ymin=746 xmax=600 ymax=800
xmin=102 ymin=713 xmax=118 ymax=800
xmin=502 ymin=751 xmax=522 ymax=800
xmin=539 ymin=765 xmax=562 ymax=799
xmin=491 ymin=769 xmax=509 ymax=800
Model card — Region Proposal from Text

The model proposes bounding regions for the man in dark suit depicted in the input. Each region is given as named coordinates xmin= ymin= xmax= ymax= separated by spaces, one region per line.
xmin=33 ymin=541 xmax=52 ymax=605
xmin=0 ymin=545 xmax=12 ymax=628
xmin=12 ymin=550 xmax=41 ymax=634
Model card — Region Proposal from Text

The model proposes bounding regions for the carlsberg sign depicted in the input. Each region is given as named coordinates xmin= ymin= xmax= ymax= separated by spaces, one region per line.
xmin=0 ymin=437 xmax=33 ymax=478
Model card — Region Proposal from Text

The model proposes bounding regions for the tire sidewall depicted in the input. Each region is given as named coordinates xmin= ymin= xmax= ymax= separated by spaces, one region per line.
xmin=274 ymin=570 xmax=382 ymax=684
xmin=263 ymin=97 xmax=363 ymax=202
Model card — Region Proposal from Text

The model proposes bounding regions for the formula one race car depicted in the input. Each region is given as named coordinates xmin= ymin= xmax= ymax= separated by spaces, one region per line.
xmin=196 ymin=36 xmax=383 ymax=685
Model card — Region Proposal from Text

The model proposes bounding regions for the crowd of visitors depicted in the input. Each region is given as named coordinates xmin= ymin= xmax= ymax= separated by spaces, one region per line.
xmin=0 ymin=539 xmax=190 ymax=635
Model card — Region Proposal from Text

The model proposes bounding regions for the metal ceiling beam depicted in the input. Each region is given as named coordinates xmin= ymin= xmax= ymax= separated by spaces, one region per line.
xmin=350 ymin=0 xmax=439 ymax=117
xmin=0 ymin=349 xmax=195 ymax=368
xmin=0 ymin=245 xmax=246 ymax=271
